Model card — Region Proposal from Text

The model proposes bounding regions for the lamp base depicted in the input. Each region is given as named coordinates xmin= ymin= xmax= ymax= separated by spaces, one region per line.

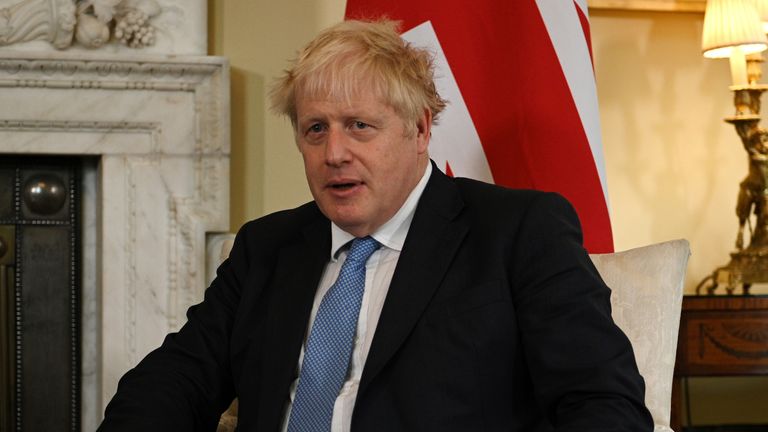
xmin=697 ymin=249 xmax=768 ymax=295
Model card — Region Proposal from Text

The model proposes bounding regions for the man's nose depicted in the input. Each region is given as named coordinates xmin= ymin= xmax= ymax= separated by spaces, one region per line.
xmin=325 ymin=126 xmax=351 ymax=166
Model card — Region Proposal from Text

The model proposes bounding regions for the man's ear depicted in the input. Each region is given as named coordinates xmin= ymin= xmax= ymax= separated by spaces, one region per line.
xmin=415 ymin=108 xmax=432 ymax=154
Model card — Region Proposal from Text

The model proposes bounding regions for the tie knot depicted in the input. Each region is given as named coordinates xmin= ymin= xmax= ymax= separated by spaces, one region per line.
xmin=347 ymin=236 xmax=380 ymax=263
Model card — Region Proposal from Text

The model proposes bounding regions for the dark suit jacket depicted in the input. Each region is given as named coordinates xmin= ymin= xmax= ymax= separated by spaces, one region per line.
xmin=99 ymin=165 xmax=653 ymax=431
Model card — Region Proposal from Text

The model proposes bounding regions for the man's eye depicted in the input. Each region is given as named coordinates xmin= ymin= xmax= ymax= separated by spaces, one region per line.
xmin=353 ymin=121 xmax=369 ymax=129
xmin=307 ymin=124 xmax=324 ymax=134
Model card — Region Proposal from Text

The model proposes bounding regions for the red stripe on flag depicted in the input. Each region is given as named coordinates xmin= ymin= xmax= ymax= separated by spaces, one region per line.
xmin=346 ymin=1 xmax=613 ymax=252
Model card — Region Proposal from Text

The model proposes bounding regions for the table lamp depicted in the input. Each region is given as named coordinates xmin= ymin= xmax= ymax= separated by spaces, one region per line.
xmin=698 ymin=0 xmax=768 ymax=294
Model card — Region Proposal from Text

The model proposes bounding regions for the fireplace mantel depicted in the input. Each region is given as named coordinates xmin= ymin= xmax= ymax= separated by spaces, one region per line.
xmin=0 ymin=52 xmax=230 ymax=428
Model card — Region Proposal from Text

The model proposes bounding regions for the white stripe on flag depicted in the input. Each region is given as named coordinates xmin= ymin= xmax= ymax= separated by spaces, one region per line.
xmin=401 ymin=21 xmax=494 ymax=183
xmin=534 ymin=0 xmax=609 ymax=204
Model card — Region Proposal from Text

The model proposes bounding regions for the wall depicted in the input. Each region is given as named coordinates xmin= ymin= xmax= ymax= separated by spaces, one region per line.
xmin=208 ymin=1 xmax=768 ymax=425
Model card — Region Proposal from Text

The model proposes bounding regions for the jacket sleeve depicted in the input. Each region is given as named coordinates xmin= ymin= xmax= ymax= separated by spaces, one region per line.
xmin=97 ymin=223 xmax=255 ymax=432
xmin=510 ymin=192 xmax=654 ymax=431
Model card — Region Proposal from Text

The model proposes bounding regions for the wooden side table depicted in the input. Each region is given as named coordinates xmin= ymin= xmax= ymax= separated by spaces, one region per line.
xmin=672 ymin=295 xmax=768 ymax=431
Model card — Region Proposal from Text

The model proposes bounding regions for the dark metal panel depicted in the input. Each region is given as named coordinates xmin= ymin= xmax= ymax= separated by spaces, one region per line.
xmin=19 ymin=226 xmax=72 ymax=431
xmin=0 ymin=157 xmax=80 ymax=432
xmin=0 ymin=169 xmax=12 ymax=221
xmin=0 ymin=225 xmax=15 ymax=432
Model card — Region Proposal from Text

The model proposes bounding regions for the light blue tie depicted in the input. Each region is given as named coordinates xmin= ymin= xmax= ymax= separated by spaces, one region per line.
xmin=287 ymin=236 xmax=381 ymax=432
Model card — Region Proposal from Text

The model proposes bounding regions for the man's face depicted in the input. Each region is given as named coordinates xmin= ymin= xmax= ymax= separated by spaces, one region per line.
xmin=295 ymin=87 xmax=431 ymax=237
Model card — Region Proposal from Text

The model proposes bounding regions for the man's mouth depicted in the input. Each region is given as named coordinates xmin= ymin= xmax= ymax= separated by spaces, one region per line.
xmin=326 ymin=180 xmax=363 ymax=195
xmin=330 ymin=182 xmax=358 ymax=190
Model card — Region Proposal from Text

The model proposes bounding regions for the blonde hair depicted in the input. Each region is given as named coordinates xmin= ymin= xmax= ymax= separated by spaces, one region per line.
xmin=270 ymin=19 xmax=447 ymax=133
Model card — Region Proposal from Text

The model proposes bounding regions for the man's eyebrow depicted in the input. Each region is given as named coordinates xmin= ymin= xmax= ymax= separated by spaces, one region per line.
xmin=297 ymin=114 xmax=326 ymax=124
xmin=341 ymin=109 xmax=386 ymax=121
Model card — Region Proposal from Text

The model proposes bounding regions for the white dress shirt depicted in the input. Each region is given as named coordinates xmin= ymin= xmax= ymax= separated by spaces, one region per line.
xmin=281 ymin=163 xmax=432 ymax=432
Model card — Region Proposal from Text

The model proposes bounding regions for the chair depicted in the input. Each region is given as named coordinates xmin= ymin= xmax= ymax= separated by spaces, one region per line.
xmin=590 ymin=239 xmax=691 ymax=432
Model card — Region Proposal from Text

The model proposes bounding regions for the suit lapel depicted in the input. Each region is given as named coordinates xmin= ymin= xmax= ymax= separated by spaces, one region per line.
xmin=358 ymin=167 xmax=468 ymax=396
xmin=256 ymin=214 xmax=330 ymax=431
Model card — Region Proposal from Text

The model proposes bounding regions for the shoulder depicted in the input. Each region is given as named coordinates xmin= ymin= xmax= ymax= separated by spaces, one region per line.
xmin=242 ymin=201 xmax=324 ymax=231
xmin=234 ymin=201 xmax=326 ymax=256
xmin=450 ymin=176 xmax=579 ymax=228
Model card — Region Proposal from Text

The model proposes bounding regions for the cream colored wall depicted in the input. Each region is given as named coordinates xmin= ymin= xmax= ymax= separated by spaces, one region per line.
xmin=209 ymin=0 xmax=344 ymax=231
xmin=209 ymin=2 xmax=768 ymax=425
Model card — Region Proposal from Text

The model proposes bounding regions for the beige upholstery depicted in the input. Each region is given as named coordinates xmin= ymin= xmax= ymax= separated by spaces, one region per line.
xmin=590 ymin=239 xmax=691 ymax=432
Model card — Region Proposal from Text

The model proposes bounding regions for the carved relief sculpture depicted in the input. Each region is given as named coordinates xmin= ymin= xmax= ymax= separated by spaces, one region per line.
xmin=0 ymin=0 xmax=160 ymax=50
xmin=0 ymin=0 xmax=76 ymax=48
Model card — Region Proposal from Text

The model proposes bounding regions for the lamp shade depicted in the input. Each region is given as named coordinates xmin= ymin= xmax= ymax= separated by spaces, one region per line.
xmin=753 ymin=0 xmax=768 ymax=32
xmin=702 ymin=0 xmax=767 ymax=58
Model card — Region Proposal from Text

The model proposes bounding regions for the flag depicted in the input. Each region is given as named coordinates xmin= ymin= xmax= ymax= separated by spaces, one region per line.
xmin=345 ymin=0 xmax=613 ymax=253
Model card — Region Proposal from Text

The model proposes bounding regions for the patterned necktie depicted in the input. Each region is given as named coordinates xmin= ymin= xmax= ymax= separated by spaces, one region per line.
xmin=287 ymin=236 xmax=381 ymax=432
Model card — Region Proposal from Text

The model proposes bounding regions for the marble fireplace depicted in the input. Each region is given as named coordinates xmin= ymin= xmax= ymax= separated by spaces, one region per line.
xmin=0 ymin=0 xmax=230 ymax=429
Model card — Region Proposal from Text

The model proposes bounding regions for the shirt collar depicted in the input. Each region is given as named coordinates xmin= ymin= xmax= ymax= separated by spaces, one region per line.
xmin=330 ymin=162 xmax=432 ymax=260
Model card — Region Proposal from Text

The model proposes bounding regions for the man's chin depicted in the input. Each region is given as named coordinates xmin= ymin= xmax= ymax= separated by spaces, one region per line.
xmin=327 ymin=214 xmax=374 ymax=237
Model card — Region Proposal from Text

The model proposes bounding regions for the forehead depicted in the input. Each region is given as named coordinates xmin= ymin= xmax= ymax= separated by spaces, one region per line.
xmin=295 ymin=82 xmax=391 ymax=118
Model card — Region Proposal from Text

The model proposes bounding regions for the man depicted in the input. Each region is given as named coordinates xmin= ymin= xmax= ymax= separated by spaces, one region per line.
xmin=99 ymin=19 xmax=653 ymax=431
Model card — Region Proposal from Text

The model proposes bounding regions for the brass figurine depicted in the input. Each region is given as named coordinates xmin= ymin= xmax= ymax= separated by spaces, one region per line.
xmin=733 ymin=118 xmax=768 ymax=251
xmin=699 ymin=56 xmax=768 ymax=295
